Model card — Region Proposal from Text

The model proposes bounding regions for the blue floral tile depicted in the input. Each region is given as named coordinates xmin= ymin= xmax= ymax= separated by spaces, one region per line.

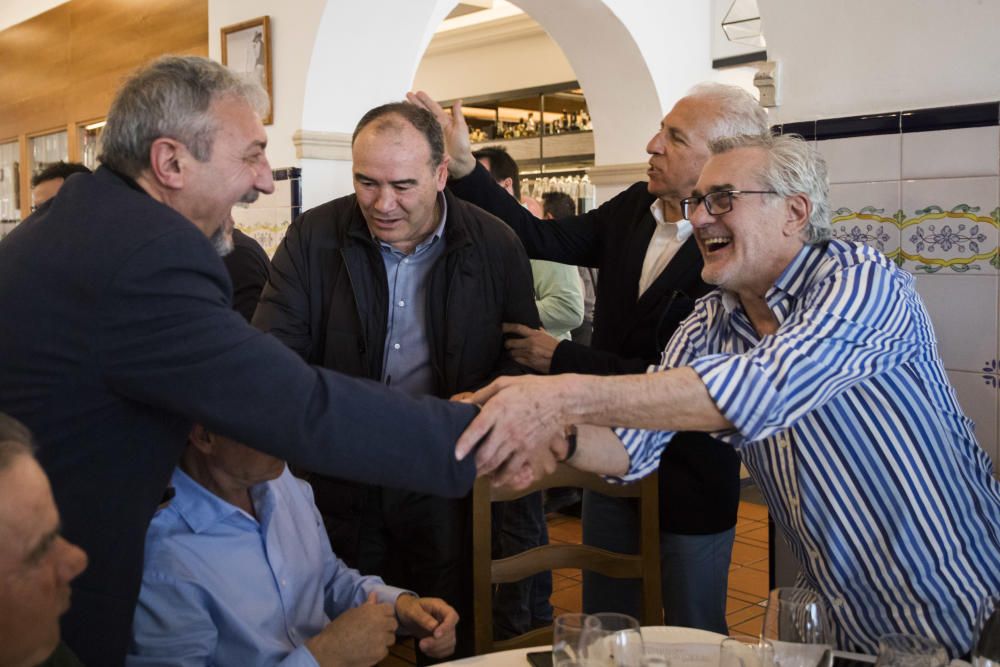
xmin=900 ymin=178 xmax=1000 ymax=274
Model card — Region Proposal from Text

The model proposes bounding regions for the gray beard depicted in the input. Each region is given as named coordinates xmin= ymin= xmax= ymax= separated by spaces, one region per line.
xmin=211 ymin=226 xmax=234 ymax=256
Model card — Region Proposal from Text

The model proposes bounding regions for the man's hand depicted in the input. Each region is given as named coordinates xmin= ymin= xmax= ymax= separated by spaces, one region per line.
xmin=406 ymin=91 xmax=477 ymax=178
xmin=503 ymin=322 xmax=559 ymax=373
xmin=306 ymin=592 xmax=397 ymax=667
xmin=455 ymin=375 xmax=572 ymax=486
xmin=395 ymin=595 xmax=459 ymax=659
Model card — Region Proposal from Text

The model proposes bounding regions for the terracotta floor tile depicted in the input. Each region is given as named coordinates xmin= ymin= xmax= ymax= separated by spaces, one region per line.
xmin=553 ymin=568 xmax=582 ymax=581
xmin=548 ymin=520 xmax=583 ymax=544
xmin=727 ymin=588 xmax=767 ymax=606
xmin=738 ymin=502 xmax=769 ymax=522
xmin=551 ymin=575 xmax=580 ymax=592
xmin=727 ymin=595 xmax=757 ymax=615
xmin=726 ymin=604 xmax=765 ymax=630
xmin=730 ymin=615 xmax=767 ymax=638
xmin=550 ymin=584 xmax=582 ymax=611
xmin=731 ymin=541 xmax=768 ymax=566
xmin=740 ymin=526 xmax=770 ymax=543
xmin=728 ymin=566 xmax=770 ymax=599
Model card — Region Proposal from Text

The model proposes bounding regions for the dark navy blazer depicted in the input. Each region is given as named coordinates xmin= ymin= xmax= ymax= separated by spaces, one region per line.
xmin=0 ymin=167 xmax=477 ymax=666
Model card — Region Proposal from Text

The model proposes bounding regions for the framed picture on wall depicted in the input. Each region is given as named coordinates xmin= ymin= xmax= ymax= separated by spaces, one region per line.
xmin=221 ymin=16 xmax=273 ymax=124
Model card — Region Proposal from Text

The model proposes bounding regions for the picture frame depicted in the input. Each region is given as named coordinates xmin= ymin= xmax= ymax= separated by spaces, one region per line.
xmin=221 ymin=16 xmax=273 ymax=125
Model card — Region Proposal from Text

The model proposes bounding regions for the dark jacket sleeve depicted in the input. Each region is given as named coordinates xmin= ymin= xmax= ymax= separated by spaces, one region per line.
xmin=492 ymin=222 xmax=543 ymax=380
xmin=550 ymin=339 xmax=653 ymax=375
xmin=252 ymin=214 xmax=316 ymax=361
xmin=97 ymin=228 xmax=476 ymax=498
xmin=449 ymin=163 xmax=603 ymax=267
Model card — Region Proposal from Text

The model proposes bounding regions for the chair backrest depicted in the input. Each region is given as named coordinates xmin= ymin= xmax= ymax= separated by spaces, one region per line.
xmin=471 ymin=464 xmax=662 ymax=654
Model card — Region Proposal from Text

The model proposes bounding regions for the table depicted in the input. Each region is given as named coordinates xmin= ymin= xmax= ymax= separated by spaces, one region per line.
xmin=435 ymin=626 xmax=727 ymax=667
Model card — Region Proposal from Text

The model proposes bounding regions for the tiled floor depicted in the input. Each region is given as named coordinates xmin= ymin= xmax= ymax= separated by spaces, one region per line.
xmin=382 ymin=498 xmax=770 ymax=665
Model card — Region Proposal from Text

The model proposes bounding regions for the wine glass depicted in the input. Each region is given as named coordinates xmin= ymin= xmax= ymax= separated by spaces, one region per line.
xmin=721 ymin=637 xmax=775 ymax=667
xmin=874 ymin=634 xmax=948 ymax=667
xmin=762 ymin=588 xmax=833 ymax=667
xmin=553 ymin=613 xmax=603 ymax=667
xmin=590 ymin=612 xmax=644 ymax=667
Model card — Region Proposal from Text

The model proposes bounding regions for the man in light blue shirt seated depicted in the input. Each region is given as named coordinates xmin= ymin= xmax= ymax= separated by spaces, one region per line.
xmin=127 ymin=425 xmax=458 ymax=667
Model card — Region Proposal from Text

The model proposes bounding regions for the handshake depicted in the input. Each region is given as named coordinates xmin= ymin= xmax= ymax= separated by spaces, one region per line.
xmin=449 ymin=373 xmax=630 ymax=489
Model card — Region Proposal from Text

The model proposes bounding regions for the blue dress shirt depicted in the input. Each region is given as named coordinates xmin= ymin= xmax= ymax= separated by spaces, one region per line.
xmin=378 ymin=194 xmax=447 ymax=396
xmin=127 ymin=467 xmax=407 ymax=667
xmin=615 ymin=240 xmax=1000 ymax=656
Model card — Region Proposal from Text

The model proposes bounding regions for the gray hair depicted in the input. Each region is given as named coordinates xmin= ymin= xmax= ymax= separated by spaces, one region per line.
xmin=0 ymin=413 xmax=35 ymax=474
xmin=686 ymin=82 xmax=770 ymax=140
xmin=708 ymin=133 xmax=832 ymax=244
xmin=99 ymin=55 xmax=269 ymax=178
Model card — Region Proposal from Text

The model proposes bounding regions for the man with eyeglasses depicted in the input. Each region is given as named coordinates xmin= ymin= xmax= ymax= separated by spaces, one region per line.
xmin=455 ymin=132 xmax=1000 ymax=658
xmin=410 ymin=83 xmax=769 ymax=633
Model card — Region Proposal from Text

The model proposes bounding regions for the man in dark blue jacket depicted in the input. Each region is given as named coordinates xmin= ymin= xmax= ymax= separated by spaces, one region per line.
xmin=254 ymin=103 xmax=540 ymax=660
xmin=0 ymin=56 xmax=557 ymax=666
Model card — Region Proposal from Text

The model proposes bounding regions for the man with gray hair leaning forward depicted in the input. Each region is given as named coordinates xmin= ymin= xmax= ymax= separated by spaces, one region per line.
xmin=0 ymin=56 xmax=557 ymax=665
xmin=457 ymin=133 xmax=1000 ymax=657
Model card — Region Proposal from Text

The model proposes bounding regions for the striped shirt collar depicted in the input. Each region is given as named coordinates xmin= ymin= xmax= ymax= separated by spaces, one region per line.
xmin=719 ymin=241 xmax=822 ymax=318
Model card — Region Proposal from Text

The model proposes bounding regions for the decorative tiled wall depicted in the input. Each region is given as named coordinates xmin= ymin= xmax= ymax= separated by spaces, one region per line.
xmin=231 ymin=167 xmax=301 ymax=257
xmin=778 ymin=103 xmax=1000 ymax=474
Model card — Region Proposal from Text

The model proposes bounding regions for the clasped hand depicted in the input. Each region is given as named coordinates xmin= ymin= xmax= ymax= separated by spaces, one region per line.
xmin=452 ymin=374 xmax=573 ymax=488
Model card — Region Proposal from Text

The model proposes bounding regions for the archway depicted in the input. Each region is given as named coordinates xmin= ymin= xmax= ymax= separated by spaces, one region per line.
xmin=297 ymin=0 xmax=711 ymax=207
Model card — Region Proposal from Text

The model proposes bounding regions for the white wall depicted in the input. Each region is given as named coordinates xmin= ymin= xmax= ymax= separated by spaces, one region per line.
xmin=209 ymin=0 xmax=327 ymax=169
xmin=413 ymin=16 xmax=576 ymax=101
xmin=759 ymin=0 xmax=1000 ymax=123
xmin=0 ymin=0 xmax=66 ymax=31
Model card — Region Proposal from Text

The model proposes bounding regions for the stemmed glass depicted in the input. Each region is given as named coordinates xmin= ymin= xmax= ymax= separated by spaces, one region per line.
xmin=761 ymin=588 xmax=833 ymax=667
xmin=588 ymin=612 xmax=644 ymax=667
xmin=874 ymin=634 xmax=947 ymax=667
xmin=553 ymin=613 xmax=604 ymax=667
xmin=721 ymin=637 xmax=775 ymax=667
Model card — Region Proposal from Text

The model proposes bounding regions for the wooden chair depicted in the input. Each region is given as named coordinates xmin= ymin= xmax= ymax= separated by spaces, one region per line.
xmin=472 ymin=464 xmax=662 ymax=654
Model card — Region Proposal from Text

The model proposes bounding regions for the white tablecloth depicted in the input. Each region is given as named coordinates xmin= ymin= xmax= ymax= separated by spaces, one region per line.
xmin=435 ymin=626 xmax=728 ymax=667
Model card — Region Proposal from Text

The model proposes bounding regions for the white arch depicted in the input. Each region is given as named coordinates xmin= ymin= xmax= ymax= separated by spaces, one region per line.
xmin=299 ymin=0 xmax=710 ymax=205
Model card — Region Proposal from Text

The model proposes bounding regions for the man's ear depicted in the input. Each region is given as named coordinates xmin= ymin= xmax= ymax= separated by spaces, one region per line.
xmin=187 ymin=423 xmax=215 ymax=455
xmin=148 ymin=138 xmax=187 ymax=190
xmin=499 ymin=177 xmax=515 ymax=197
xmin=436 ymin=155 xmax=451 ymax=191
xmin=783 ymin=193 xmax=811 ymax=238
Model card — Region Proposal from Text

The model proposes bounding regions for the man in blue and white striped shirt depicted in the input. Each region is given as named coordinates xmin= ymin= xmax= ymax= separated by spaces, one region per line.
xmin=458 ymin=133 xmax=1000 ymax=656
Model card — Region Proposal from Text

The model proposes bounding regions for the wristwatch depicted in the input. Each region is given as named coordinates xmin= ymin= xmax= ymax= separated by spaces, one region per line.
xmin=561 ymin=425 xmax=578 ymax=462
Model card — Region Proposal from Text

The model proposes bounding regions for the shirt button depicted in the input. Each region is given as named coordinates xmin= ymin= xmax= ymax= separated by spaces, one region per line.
xmin=398 ymin=300 xmax=405 ymax=307
xmin=393 ymin=343 xmax=400 ymax=350
xmin=832 ymin=598 xmax=845 ymax=608
xmin=281 ymin=579 xmax=287 ymax=587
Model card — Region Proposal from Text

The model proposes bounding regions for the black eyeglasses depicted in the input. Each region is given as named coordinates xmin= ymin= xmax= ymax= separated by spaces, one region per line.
xmin=680 ymin=189 xmax=778 ymax=220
